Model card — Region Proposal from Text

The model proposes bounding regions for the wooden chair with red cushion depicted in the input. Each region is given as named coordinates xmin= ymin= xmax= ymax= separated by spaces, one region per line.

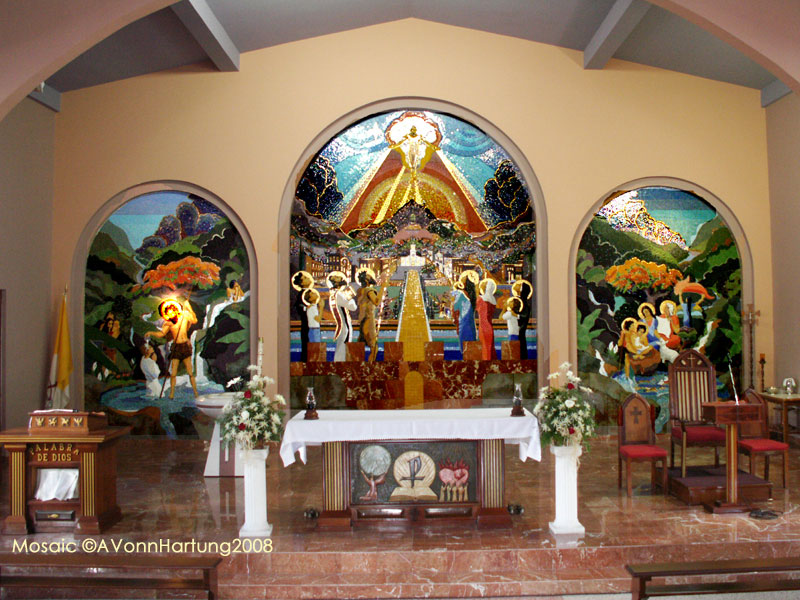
xmin=738 ymin=388 xmax=789 ymax=487
xmin=618 ymin=393 xmax=668 ymax=497
xmin=668 ymin=349 xmax=726 ymax=478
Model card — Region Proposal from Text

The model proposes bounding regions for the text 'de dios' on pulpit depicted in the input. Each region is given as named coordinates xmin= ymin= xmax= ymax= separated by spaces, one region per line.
xmin=0 ymin=410 xmax=130 ymax=534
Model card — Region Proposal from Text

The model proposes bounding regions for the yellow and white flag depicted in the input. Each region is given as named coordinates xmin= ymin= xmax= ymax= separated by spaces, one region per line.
xmin=47 ymin=292 xmax=72 ymax=409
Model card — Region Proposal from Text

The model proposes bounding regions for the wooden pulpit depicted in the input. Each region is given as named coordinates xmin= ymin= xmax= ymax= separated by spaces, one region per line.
xmin=0 ymin=411 xmax=129 ymax=534
xmin=701 ymin=401 xmax=761 ymax=513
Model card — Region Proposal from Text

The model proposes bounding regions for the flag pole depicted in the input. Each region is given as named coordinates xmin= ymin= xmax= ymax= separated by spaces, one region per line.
xmin=47 ymin=286 xmax=73 ymax=409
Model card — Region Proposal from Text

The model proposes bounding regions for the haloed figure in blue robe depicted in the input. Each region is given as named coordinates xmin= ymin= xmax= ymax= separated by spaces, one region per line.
xmin=453 ymin=270 xmax=479 ymax=352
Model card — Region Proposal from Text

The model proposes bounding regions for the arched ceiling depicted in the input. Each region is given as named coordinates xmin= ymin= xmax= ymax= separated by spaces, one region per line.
xmin=2 ymin=0 xmax=798 ymax=120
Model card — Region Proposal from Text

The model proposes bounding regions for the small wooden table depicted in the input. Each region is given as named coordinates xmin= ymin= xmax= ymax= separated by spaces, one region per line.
xmin=701 ymin=401 xmax=761 ymax=513
xmin=760 ymin=392 xmax=800 ymax=445
xmin=0 ymin=426 xmax=129 ymax=534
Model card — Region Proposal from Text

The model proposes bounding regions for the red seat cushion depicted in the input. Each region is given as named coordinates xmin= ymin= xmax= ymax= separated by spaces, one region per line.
xmin=671 ymin=425 xmax=726 ymax=443
xmin=738 ymin=438 xmax=789 ymax=452
xmin=620 ymin=444 xmax=667 ymax=459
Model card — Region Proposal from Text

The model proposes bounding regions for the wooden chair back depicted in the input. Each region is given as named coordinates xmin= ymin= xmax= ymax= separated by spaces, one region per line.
xmin=668 ymin=349 xmax=717 ymax=424
xmin=619 ymin=394 xmax=656 ymax=446
xmin=740 ymin=388 xmax=768 ymax=439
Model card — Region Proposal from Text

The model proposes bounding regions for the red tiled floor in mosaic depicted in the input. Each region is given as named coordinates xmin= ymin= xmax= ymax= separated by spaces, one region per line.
xmin=2 ymin=435 xmax=800 ymax=599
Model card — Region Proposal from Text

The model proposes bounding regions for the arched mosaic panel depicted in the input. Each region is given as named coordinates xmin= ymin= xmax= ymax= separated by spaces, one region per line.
xmin=290 ymin=110 xmax=537 ymax=408
xmin=576 ymin=186 xmax=742 ymax=431
xmin=84 ymin=190 xmax=251 ymax=436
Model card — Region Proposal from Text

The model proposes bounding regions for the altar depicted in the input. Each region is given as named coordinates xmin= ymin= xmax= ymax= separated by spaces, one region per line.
xmin=280 ymin=408 xmax=540 ymax=528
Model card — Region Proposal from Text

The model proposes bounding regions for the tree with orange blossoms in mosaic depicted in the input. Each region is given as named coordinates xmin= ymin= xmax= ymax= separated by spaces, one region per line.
xmin=134 ymin=256 xmax=221 ymax=296
xmin=604 ymin=257 xmax=682 ymax=305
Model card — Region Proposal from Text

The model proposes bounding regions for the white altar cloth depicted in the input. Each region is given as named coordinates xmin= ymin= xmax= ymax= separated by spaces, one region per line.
xmin=280 ymin=408 xmax=541 ymax=466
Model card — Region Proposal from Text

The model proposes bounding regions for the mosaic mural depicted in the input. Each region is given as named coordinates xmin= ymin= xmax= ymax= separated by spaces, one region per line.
xmin=84 ymin=191 xmax=250 ymax=436
xmin=576 ymin=186 xmax=742 ymax=430
xmin=290 ymin=110 xmax=536 ymax=372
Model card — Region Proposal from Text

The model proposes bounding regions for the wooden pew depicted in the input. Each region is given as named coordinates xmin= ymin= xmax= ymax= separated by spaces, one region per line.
xmin=0 ymin=553 xmax=221 ymax=599
xmin=627 ymin=558 xmax=800 ymax=599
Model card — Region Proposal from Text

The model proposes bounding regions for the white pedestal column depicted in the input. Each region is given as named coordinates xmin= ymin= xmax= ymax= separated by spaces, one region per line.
xmin=238 ymin=447 xmax=273 ymax=537
xmin=548 ymin=444 xmax=585 ymax=536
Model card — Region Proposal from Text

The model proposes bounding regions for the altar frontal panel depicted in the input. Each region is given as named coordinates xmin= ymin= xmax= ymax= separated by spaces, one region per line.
xmin=349 ymin=441 xmax=478 ymax=506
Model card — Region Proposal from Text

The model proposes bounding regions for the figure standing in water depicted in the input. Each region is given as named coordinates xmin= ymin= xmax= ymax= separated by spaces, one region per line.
xmin=145 ymin=298 xmax=198 ymax=399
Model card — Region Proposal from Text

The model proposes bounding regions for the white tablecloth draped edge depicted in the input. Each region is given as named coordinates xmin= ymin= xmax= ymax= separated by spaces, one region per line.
xmin=279 ymin=408 xmax=541 ymax=466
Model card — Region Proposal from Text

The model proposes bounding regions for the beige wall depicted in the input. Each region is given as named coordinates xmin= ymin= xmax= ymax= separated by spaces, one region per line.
xmin=767 ymin=92 xmax=800 ymax=387
xmin=0 ymin=99 xmax=54 ymax=427
xmin=51 ymin=19 xmax=773 ymax=397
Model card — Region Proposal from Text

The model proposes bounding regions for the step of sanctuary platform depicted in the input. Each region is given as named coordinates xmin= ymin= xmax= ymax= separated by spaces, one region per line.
xmin=2 ymin=437 xmax=799 ymax=599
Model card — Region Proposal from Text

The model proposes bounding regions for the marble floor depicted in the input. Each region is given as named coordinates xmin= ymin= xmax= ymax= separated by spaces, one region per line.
xmin=2 ymin=435 xmax=800 ymax=599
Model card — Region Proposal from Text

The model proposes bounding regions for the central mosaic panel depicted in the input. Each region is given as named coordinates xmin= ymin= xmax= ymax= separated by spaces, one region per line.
xmin=290 ymin=109 xmax=538 ymax=409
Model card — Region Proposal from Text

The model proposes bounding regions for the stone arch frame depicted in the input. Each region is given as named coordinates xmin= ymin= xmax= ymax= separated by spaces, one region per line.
xmin=276 ymin=97 xmax=549 ymax=398
xmin=568 ymin=176 xmax=755 ymax=387
xmin=69 ymin=180 xmax=259 ymax=407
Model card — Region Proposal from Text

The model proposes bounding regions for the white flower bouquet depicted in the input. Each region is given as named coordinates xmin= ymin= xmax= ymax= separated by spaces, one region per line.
xmin=533 ymin=362 xmax=596 ymax=448
xmin=218 ymin=368 xmax=286 ymax=450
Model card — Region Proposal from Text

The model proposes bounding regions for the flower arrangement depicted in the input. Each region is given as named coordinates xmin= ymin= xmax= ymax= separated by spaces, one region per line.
xmin=218 ymin=367 xmax=286 ymax=450
xmin=533 ymin=362 xmax=596 ymax=448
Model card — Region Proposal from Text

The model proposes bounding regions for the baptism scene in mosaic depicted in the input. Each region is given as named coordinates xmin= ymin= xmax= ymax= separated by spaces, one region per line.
xmin=289 ymin=110 xmax=537 ymax=409
xmin=575 ymin=186 xmax=743 ymax=430
xmin=83 ymin=191 xmax=251 ymax=436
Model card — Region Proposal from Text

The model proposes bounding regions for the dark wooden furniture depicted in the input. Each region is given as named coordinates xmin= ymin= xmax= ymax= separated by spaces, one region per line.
xmin=701 ymin=400 xmax=761 ymax=513
xmin=738 ymin=388 xmax=789 ymax=487
xmin=0 ymin=424 xmax=129 ymax=534
xmin=627 ymin=557 xmax=800 ymax=600
xmin=760 ymin=390 xmax=800 ymax=444
xmin=618 ymin=394 xmax=667 ymax=497
xmin=668 ymin=349 xmax=725 ymax=477
xmin=0 ymin=553 xmax=220 ymax=599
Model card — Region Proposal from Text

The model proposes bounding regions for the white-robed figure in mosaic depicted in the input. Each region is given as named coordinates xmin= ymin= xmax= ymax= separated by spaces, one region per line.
xmin=327 ymin=271 xmax=357 ymax=361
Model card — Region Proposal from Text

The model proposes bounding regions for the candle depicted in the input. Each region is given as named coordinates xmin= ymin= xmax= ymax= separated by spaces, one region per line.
xmin=256 ymin=337 xmax=264 ymax=377
xmin=760 ymin=353 xmax=765 ymax=361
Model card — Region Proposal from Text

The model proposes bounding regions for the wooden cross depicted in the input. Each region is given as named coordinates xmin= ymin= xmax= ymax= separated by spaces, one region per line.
xmin=631 ymin=404 xmax=644 ymax=425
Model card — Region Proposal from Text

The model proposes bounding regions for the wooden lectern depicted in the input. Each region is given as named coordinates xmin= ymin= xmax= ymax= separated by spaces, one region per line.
xmin=701 ymin=402 xmax=761 ymax=513
xmin=0 ymin=411 xmax=129 ymax=534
